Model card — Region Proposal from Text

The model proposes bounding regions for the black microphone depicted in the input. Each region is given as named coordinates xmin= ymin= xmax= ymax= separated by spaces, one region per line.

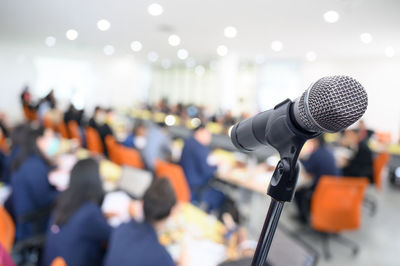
xmin=230 ymin=75 xmax=368 ymax=153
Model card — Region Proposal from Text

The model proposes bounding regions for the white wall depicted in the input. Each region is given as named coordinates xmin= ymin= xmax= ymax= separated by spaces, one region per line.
xmin=0 ymin=42 xmax=151 ymax=123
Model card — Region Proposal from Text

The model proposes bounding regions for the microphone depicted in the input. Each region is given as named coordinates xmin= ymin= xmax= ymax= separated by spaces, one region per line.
xmin=230 ymin=75 xmax=368 ymax=153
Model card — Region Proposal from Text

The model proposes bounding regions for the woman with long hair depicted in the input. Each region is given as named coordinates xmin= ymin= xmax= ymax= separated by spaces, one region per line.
xmin=43 ymin=158 xmax=111 ymax=266
xmin=11 ymin=124 xmax=60 ymax=240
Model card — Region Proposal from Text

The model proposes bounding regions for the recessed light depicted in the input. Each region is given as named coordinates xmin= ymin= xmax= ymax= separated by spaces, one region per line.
xmin=130 ymin=41 xmax=143 ymax=52
xmin=148 ymin=3 xmax=163 ymax=16
xmin=177 ymin=49 xmax=189 ymax=60
xmin=385 ymin=46 xmax=395 ymax=57
xmin=97 ymin=19 xmax=111 ymax=31
xmin=103 ymin=45 xmax=115 ymax=56
xmin=217 ymin=45 xmax=228 ymax=56
xmin=66 ymin=29 xmax=78 ymax=40
xmin=360 ymin=33 xmax=373 ymax=44
xmin=224 ymin=26 xmax=237 ymax=38
xmin=323 ymin=10 xmax=340 ymax=23
xmin=45 ymin=36 xmax=56 ymax=47
xmin=270 ymin=41 xmax=283 ymax=52
xmin=306 ymin=51 xmax=317 ymax=61
xmin=168 ymin=34 xmax=181 ymax=47
xmin=148 ymin=51 xmax=159 ymax=62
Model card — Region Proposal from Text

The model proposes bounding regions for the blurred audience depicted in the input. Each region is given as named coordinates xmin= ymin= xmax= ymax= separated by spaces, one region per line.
xmin=341 ymin=129 xmax=374 ymax=183
xmin=43 ymin=158 xmax=111 ymax=266
xmin=180 ymin=124 xmax=224 ymax=211
xmin=295 ymin=135 xmax=341 ymax=223
xmin=105 ymin=178 xmax=177 ymax=266
xmin=121 ymin=120 xmax=147 ymax=149
xmin=142 ymin=122 xmax=172 ymax=170
xmin=11 ymin=125 xmax=59 ymax=240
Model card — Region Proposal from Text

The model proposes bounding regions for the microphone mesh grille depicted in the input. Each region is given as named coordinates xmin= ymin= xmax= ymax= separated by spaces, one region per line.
xmin=298 ymin=76 xmax=368 ymax=132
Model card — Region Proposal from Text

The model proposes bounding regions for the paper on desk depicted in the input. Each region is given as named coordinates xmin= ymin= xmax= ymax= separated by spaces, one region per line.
xmin=185 ymin=239 xmax=226 ymax=266
xmin=102 ymin=191 xmax=132 ymax=227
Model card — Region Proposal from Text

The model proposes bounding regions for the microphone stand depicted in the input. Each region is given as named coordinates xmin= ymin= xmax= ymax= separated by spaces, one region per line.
xmin=247 ymin=99 xmax=317 ymax=266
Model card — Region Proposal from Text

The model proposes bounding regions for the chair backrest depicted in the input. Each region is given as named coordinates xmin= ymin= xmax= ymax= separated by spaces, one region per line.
xmin=119 ymin=146 xmax=145 ymax=169
xmin=51 ymin=257 xmax=67 ymax=266
xmin=67 ymin=121 xmax=82 ymax=146
xmin=154 ymin=159 xmax=190 ymax=202
xmin=0 ymin=206 xmax=15 ymax=253
xmin=105 ymin=135 xmax=122 ymax=165
xmin=373 ymin=152 xmax=390 ymax=190
xmin=23 ymin=105 xmax=37 ymax=122
xmin=311 ymin=176 xmax=368 ymax=233
xmin=0 ymin=135 xmax=9 ymax=154
xmin=85 ymin=127 xmax=103 ymax=155
xmin=43 ymin=116 xmax=55 ymax=130
xmin=57 ymin=121 xmax=69 ymax=139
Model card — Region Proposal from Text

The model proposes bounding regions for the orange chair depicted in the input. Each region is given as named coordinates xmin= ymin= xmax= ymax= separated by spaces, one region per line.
xmin=154 ymin=159 xmax=190 ymax=202
xmin=68 ymin=121 xmax=82 ymax=146
xmin=373 ymin=152 xmax=390 ymax=191
xmin=86 ymin=127 xmax=104 ymax=155
xmin=23 ymin=105 xmax=37 ymax=122
xmin=43 ymin=116 xmax=55 ymax=130
xmin=0 ymin=206 xmax=15 ymax=253
xmin=105 ymin=135 xmax=122 ymax=164
xmin=51 ymin=257 xmax=67 ymax=266
xmin=310 ymin=176 xmax=369 ymax=258
xmin=57 ymin=121 xmax=69 ymax=139
xmin=119 ymin=146 xmax=145 ymax=169
xmin=0 ymin=135 xmax=9 ymax=153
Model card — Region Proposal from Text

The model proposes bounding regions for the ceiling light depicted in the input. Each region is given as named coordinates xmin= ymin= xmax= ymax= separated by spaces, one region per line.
xmin=323 ymin=10 xmax=340 ymax=23
xmin=385 ymin=46 xmax=395 ymax=58
xmin=217 ymin=45 xmax=228 ymax=56
xmin=224 ymin=26 xmax=237 ymax=38
xmin=270 ymin=41 xmax=283 ymax=52
xmin=97 ymin=19 xmax=111 ymax=31
xmin=66 ymin=29 xmax=78 ymax=40
xmin=177 ymin=49 xmax=189 ymax=60
xmin=103 ymin=45 xmax=115 ymax=56
xmin=306 ymin=51 xmax=317 ymax=61
xmin=45 ymin=36 xmax=56 ymax=47
xmin=148 ymin=51 xmax=159 ymax=62
xmin=168 ymin=34 xmax=181 ymax=47
xmin=360 ymin=33 xmax=373 ymax=44
xmin=148 ymin=3 xmax=163 ymax=16
xmin=130 ymin=41 xmax=143 ymax=52
xmin=195 ymin=65 xmax=205 ymax=76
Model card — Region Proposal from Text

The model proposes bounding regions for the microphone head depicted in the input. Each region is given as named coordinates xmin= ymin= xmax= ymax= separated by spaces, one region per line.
xmin=295 ymin=76 xmax=368 ymax=133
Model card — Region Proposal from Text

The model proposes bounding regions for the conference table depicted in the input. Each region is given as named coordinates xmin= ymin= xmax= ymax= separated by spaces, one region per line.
xmin=49 ymin=146 xmax=228 ymax=266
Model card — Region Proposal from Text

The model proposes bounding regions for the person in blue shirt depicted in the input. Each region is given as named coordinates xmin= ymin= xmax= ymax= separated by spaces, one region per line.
xmin=121 ymin=121 xmax=147 ymax=149
xmin=294 ymin=135 xmax=341 ymax=223
xmin=179 ymin=124 xmax=224 ymax=211
xmin=105 ymin=178 xmax=177 ymax=266
xmin=11 ymin=124 xmax=60 ymax=240
xmin=43 ymin=158 xmax=111 ymax=266
xmin=142 ymin=122 xmax=172 ymax=170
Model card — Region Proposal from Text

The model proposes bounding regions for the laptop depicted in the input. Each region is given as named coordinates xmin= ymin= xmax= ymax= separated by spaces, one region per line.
xmin=118 ymin=166 xmax=153 ymax=199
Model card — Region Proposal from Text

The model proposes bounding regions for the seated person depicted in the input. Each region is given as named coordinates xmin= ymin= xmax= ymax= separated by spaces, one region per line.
xmin=105 ymin=178 xmax=177 ymax=266
xmin=121 ymin=121 xmax=147 ymax=149
xmin=89 ymin=107 xmax=113 ymax=156
xmin=11 ymin=125 xmax=59 ymax=240
xmin=142 ymin=122 xmax=172 ymax=170
xmin=341 ymin=129 xmax=374 ymax=183
xmin=43 ymin=158 xmax=111 ymax=266
xmin=179 ymin=124 xmax=224 ymax=211
xmin=294 ymin=135 xmax=341 ymax=223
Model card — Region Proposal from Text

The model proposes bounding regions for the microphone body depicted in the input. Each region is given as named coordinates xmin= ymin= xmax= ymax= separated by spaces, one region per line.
xmin=230 ymin=76 xmax=368 ymax=153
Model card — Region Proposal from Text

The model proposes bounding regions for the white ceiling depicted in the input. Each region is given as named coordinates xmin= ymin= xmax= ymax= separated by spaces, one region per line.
xmin=1 ymin=0 xmax=399 ymax=63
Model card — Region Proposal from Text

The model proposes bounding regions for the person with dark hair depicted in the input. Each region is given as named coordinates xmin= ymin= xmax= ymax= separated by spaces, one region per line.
xmin=104 ymin=178 xmax=177 ymax=266
xmin=43 ymin=158 xmax=111 ymax=266
xmin=121 ymin=121 xmax=147 ymax=149
xmin=88 ymin=106 xmax=102 ymax=130
xmin=88 ymin=106 xmax=113 ymax=156
xmin=341 ymin=129 xmax=374 ymax=183
xmin=11 ymin=125 xmax=60 ymax=240
xmin=142 ymin=122 xmax=172 ymax=170
xmin=294 ymin=134 xmax=341 ymax=223
xmin=179 ymin=124 xmax=224 ymax=211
